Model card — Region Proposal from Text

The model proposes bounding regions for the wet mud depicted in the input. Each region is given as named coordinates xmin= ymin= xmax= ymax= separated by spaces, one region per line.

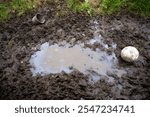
xmin=0 ymin=3 xmax=150 ymax=99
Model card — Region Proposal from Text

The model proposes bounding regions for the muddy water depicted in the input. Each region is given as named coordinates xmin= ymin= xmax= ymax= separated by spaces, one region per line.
xmin=30 ymin=40 xmax=125 ymax=81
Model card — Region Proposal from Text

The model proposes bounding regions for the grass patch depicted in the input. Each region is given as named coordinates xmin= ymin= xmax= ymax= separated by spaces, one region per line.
xmin=66 ymin=0 xmax=126 ymax=15
xmin=67 ymin=0 xmax=150 ymax=17
xmin=128 ymin=0 xmax=150 ymax=16
xmin=0 ymin=0 xmax=150 ymax=21
xmin=11 ymin=0 xmax=39 ymax=16
xmin=0 ymin=0 xmax=44 ymax=21
xmin=0 ymin=3 xmax=10 ymax=21
xmin=100 ymin=0 xmax=150 ymax=16
xmin=67 ymin=0 xmax=94 ymax=15
xmin=66 ymin=0 xmax=125 ymax=15
xmin=100 ymin=0 xmax=126 ymax=14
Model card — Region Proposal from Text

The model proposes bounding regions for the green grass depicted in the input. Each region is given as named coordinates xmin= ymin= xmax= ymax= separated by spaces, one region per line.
xmin=0 ymin=3 xmax=10 ymax=21
xmin=100 ymin=0 xmax=126 ymax=14
xmin=100 ymin=0 xmax=150 ymax=16
xmin=128 ymin=0 xmax=150 ymax=16
xmin=67 ymin=0 xmax=150 ymax=16
xmin=11 ymin=0 xmax=38 ymax=16
xmin=67 ymin=0 xmax=125 ymax=15
xmin=67 ymin=0 xmax=94 ymax=15
xmin=0 ymin=0 xmax=150 ymax=21
xmin=0 ymin=0 xmax=42 ymax=21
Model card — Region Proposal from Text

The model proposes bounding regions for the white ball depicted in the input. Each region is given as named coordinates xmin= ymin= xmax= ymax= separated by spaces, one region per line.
xmin=121 ymin=46 xmax=139 ymax=62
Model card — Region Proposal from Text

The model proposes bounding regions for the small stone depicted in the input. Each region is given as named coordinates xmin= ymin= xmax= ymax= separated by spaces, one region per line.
xmin=79 ymin=79 xmax=87 ymax=87
xmin=70 ymin=38 xmax=76 ymax=45
xmin=31 ymin=47 xmax=37 ymax=51
xmin=71 ymin=38 xmax=76 ymax=42
xmin=82 ymin=33 xmax=85 ymax=36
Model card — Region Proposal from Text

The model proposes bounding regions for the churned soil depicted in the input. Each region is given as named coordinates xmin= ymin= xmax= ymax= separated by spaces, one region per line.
xmin=0 ymin=2 xmax=150 ymax=99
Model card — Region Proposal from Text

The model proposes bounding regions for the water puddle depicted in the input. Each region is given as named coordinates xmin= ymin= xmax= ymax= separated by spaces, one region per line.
xmin=30 ymin=40 xmax=125 ymax=82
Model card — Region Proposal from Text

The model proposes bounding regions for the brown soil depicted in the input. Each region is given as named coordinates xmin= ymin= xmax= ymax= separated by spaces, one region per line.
xmin=0 ymin=3 xmax=150 ymax=100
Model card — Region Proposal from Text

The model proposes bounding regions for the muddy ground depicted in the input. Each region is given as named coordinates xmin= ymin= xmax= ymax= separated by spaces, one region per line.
xmin=0 ymin=2 xmax=150 ymax=99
